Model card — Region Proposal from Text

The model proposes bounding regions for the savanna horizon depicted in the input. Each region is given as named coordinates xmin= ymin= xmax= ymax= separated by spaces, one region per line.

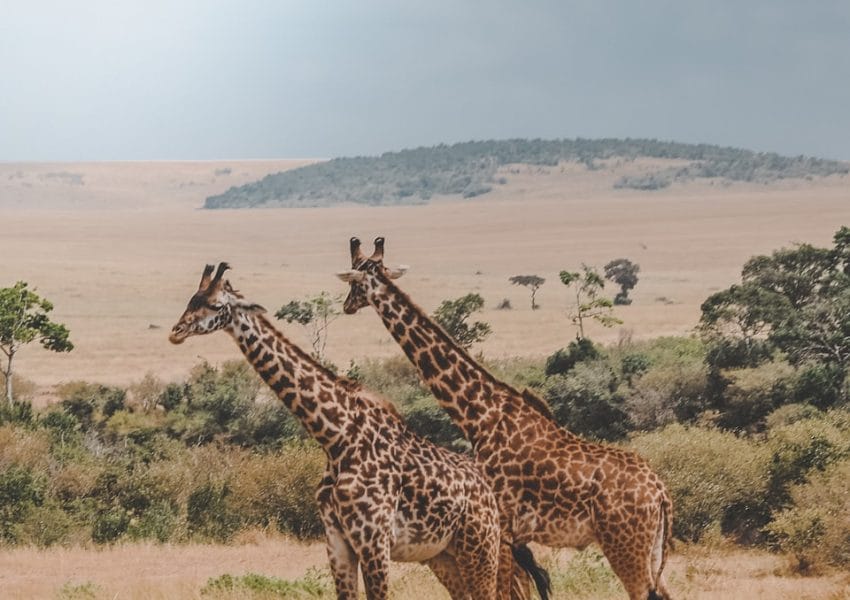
xmin=1 ymin=158 xmax=848 ymax=403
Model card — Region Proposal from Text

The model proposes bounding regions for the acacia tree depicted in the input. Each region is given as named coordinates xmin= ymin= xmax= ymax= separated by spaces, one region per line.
xmin=509 ymin=275 xmax=545 ymax=309
xmin=699 ymin=227 xmax=850 ymax=405
xmin=604 ymin=258 xmax=640 ymax=305
xmin=0 ymin=281 xmax=73 ymax=406
xmin=432 ymin=293 xmax=491 ymax=350
xmin=559 ymin=265 xmax=622 ymax=339
xmin=275 ymin=291 xmax=341 ymax=363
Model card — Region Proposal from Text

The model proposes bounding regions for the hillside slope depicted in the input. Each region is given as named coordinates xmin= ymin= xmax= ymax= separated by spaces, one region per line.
xmin=204 ymin=138 xmax=848 ymax=209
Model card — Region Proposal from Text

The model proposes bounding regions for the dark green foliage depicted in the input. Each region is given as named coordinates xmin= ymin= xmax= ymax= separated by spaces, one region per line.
xmin=0 ymin=281 xmax=73 ymax=405
xmin=204 ymin=139 xmax=849 ymax=208
xmin=432 ymin=293 xmax=491 ymax=350
xmin=92 ymin=507 xmax=130 ymax=544
xmin=700 ymin=228 xmax=850 ymax=411
xmin=620 ymin=353 xmax=651 ymax=385
xmin=0 ymin=399 xmax=34 ymax=426
xmin=400 ymin=398 xmax=466 ymax=450
xmin=201 ymin=570 xmax=332 ymax=598
xmin=158 ymin=383 xmax=184 ymax=411
xmin=0 ymin=466 xmax=45 ymax=542
xmin=560 ymin=266 xmax=622 ymax=338
xmin=509 ymin=275 xmax=545 ymax=310
xmin=187 ymin=482 xmax=240 ymax=542
xmin=545 ymin=338 xmax=601 ymax=377
xmin=544 ymin=362 xmax=630 ymax=441
xmin=604 ymin=258 xmax=640 ymax=305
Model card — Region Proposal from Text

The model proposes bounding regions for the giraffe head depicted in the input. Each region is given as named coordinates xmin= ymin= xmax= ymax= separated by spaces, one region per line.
xmin=169 ymin=262 xmax=266 ymax=344
xmin=336 ymin=237 xmax=407 ymax=314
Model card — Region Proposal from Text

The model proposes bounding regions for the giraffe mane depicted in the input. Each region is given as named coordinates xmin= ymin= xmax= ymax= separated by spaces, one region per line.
xmin=254 ymin=314 xmax=403 ymax=420
xmin=381 ymin=276 xmax=557 ymax=423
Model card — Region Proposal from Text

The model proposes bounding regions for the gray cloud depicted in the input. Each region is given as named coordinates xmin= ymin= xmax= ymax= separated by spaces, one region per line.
xmin=2 ymin=0 xmax=848 ymax=160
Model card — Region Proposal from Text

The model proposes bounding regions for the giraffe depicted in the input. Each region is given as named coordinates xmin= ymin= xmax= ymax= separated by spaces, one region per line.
xmin=337 ymin=238 xmax=675 ymax=600
xmin=169 ymin=262 xmax=512 ymax=600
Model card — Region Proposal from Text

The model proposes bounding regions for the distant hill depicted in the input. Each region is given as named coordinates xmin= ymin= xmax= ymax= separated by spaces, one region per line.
xmin=203 ymin=138 xmax=848 ymax=209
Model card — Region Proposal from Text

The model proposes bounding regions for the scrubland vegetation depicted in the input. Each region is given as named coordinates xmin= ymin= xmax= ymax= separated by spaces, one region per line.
xmin=2 ymin=227 xmax=850 ymax=598
xmin=203 ymin=138 xmax=848 ymax=208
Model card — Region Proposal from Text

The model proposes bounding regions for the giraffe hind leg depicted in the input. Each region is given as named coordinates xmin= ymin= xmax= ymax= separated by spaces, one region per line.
xmin=426 ymin=553 xmax=469 ymax=600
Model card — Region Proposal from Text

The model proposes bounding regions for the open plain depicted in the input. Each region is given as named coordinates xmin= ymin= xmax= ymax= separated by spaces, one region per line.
xmin=2 ymin=160 xmax=850 ymax=598
xmin=1 ymin=159 xmax=848 ymax=402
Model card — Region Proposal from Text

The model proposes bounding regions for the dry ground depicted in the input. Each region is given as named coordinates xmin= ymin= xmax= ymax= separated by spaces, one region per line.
xmin=1 ymin=159 xmax=848 ymax=405
xmin=0 ymin=536 xmax=847 ymax=599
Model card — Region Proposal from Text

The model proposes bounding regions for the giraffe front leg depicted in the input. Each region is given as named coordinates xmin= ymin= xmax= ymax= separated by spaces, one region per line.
xmin=317 ymin=478 xmax=359 ymax=599
xmin=357 ymin=543 xmax=391 ymax=600
xmin=324 ymin=520 xmax=359 ymax=600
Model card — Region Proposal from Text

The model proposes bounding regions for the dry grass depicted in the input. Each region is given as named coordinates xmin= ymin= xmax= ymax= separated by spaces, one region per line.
xmin=0 ymin=536 xmax=848 ymax=599
xmin=1 ymin=160 xmax=848 ymax=406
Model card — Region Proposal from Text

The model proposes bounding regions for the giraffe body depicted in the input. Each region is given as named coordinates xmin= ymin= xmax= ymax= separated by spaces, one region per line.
xmin=339 ymin=238 xmax=673 ymax=600
xmin=170 ymin=263 xmax=502 ymax=600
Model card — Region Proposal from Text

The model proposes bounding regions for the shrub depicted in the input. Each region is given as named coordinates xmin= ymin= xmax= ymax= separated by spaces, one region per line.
xmin=0 ymin=465 xmax=45 ymax=542
xmin=187 ymin=481 xmax=241 ymax=542
xmin=128 ymin=500 xmax=181 ymax=543
xmin=400 ymin=397 xmax=466 ymax=450
xmin=765 ymin=416 xmax=849 ymax=505
xmin=545 ymin=362 xmax=629 ymax=441
xmin=228 ymin=444 xmax=325 ymax=539
xmin=715 ymin=361 xmax=795 ymax=431
xmin=623 ymin=360 xmax=707 ymax=429
xmin=201 ymin=569 xmax=332 ymax=598
xmin=630 ymin=424 xmax=770 ymax=541
xmin=766 ymin=458 xmax=850 ymax=571
xmin=91 ymin=507 xmax=129 ymax=544
xmin=545 ymin=338 xmax=601 ymax=377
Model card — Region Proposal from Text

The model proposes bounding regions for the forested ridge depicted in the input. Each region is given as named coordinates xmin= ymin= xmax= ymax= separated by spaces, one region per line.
xmin=204 ymin=138 xmax=848 ymax=209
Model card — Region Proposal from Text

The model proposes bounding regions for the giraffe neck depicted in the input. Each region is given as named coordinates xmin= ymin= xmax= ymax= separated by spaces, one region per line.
xmin=226 ymin=311 xmax=351 ymax=453
xmin=365 ymin=275 xmax=507 ymax=444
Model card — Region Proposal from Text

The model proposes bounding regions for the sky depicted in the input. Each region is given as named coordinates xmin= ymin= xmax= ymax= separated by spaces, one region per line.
xmin=2 ymin=0 xmax=849 ymax=161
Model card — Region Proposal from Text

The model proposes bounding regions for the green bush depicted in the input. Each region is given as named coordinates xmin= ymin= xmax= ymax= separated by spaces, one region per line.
xmin=201 ymin=569 xmax=332 ymax=598
xmin=0 ymin=465 xmax=45 ymax=543
xmin=187 ymin=481 xmax=241 ymax=542
xmin=545 ymin=362 xmax=629 ymax=441
xmin=229 ymin=444 xmax=325 ymax=539
xmin=91 ymin=507 xmax=129 ymax=544
xmin=716 ymin=361 xmax=795 ymax=431
xmin=400 ymin=397 xmax=466 ymax=450
xmin=766 ymin=458 xmax=850 ymax=571
xmin=630 ymin=424 xmax=770 ymax=541
xmin=545 ymin=338 xmax=600 ymax=377
xmin=765 ymin=416 xmax=849 ymax=505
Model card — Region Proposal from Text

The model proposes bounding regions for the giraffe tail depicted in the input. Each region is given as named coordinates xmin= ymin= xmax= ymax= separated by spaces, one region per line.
xmin=512 ymin=543 xmax=551 ymax=600
xmin=649 ymin=496 xmax=674 ymax=600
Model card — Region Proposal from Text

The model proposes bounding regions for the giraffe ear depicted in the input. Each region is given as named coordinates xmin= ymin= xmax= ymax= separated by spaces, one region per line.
xmin=386 ymin=265 xmax=408 ymax=280
xmin=236 ymin=299 xmax=266 ymax=314
xmin=336 ymin=270 xmax=366 ymax=283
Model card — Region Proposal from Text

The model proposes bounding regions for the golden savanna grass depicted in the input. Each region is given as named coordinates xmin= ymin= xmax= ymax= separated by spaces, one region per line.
xmin=2 ymin=159 xmax=850 ymax=599
xmin=0 ymin=536 xmax=848 ymax=599
xmin=1 ymin=159 xmax=848 ymax=406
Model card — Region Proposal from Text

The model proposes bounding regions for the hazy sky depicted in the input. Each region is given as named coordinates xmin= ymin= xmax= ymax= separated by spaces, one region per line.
xmin=2 ymin=1 xmax=849 ymax=161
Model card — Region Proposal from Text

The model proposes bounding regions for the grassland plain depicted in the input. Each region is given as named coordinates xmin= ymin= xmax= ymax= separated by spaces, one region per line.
xmin=0 ymin=535 xmax=848 ymax=599
xmin=1 ymin=159 xmax=848 ymax=406
xmin=2 ymin=159 xmax=850 ymax=599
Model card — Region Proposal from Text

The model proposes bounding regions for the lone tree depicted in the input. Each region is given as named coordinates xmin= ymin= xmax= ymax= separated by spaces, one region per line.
xmin=604 ymin=258 xmax=640 ymax=305
xmin=275 ymin=291 xmax=341 ymax=363
xmin=560 ymin=265 xmax=622 ymax=339
xmin=0 ymin=281 xmax=73 ymax=406
xmin=432 ymin=293 xmax=492 ymax=350
xmin=509 ymin=275 xmax=546 ymax=309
